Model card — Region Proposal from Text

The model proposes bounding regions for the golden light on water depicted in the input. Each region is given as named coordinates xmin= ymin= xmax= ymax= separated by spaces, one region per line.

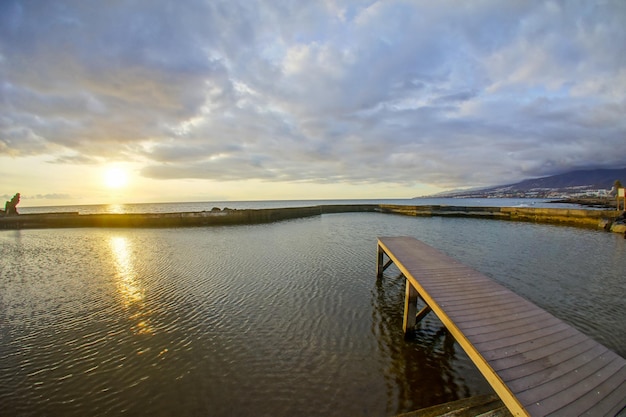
xmin=106 ymin=203 xmax=125 ymax=214
xmin=110 ymin=236 xmax=143 ymax=305
xmin=109 ymin=236 xmax=153 ymax=335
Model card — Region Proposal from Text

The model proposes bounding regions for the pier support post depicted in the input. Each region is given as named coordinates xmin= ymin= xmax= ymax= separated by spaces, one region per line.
xmin=403 ymin=280 xmax=419 ymax=336
xmin=376 ymin=244 xmax=393 ymax=278
xmin=376 ymin=245 xmax=384 ymax=278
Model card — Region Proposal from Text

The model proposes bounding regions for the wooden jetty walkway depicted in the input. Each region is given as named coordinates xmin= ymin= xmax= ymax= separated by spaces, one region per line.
xmin=376 ymin=236 xmax=626 ymax=417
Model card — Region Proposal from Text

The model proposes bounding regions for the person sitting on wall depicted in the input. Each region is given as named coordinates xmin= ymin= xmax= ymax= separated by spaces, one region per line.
xmin=4 ymin=193 xmax=20 ymax=216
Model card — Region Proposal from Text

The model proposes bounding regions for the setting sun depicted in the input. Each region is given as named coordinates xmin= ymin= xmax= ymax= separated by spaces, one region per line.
xmin=104 ymin=167 xmax=129 ymax=189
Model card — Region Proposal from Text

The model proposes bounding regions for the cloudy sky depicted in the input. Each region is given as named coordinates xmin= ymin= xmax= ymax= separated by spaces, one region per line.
xmin=1 ymin=0 xmax=625 ymax=206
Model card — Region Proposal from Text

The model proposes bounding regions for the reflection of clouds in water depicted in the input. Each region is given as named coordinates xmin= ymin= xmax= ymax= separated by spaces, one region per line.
xmin=110 ymin=236 xmax=153 ymax=335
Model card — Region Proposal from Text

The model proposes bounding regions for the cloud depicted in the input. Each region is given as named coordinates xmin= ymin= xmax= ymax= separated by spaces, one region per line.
xmin=1 ymin=0 xmax=625 ymax=191
xmin=30 ymin=193 xmax=73 ymax=200
xmin=1 ymin=193 xmax=71 ymax=201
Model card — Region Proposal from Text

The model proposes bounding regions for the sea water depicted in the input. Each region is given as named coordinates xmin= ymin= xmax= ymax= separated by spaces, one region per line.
xmin=1 ymin=210 xmax=624 ymax=416
xmin=17 ymin=197 xmax=585 ymax=215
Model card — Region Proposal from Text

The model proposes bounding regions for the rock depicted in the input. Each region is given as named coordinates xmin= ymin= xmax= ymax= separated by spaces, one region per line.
xmin=3 ymin=193 xmax=20 ymax=216
xmin=599 ymin=218 xmax=612 ymax=231
xmin=611 ymin=223 xmax=626 ymax=233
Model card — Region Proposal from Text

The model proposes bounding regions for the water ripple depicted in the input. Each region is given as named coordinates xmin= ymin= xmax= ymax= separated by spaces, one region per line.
xmin=1 ymin=215 xmax=625 ymax=416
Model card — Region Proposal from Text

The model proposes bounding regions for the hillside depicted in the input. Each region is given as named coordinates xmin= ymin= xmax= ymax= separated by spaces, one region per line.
xmin=441 ymin=168 xmax=626 ymax=198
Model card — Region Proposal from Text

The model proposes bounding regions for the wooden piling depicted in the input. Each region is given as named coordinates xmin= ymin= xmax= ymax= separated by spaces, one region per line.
xmin=403 ymin=280 xmax=419 ymax=336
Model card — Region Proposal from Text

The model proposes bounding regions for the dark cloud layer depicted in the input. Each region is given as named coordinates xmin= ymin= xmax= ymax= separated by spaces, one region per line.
xmin=1 ymin=0 xmax=625 ymax=190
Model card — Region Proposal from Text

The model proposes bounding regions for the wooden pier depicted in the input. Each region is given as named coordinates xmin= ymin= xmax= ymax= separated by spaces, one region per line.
xmin=377 ymin=236 xmax=626 ymax=417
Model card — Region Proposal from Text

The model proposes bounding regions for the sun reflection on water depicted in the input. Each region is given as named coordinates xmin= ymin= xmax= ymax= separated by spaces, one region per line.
xmin=109 ymin=236 xmax=154 ymax=335
xmin=106 ymin=204 xmax=126 ymax=214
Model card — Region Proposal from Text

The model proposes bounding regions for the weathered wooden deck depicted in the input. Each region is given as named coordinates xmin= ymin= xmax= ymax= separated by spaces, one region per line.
xmin=377 ymin=236 xmax=626 ymax=417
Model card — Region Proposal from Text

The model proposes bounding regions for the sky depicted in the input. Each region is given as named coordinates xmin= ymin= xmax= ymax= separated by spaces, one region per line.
xmin=1 ymin=0 xmax=626 ymax=207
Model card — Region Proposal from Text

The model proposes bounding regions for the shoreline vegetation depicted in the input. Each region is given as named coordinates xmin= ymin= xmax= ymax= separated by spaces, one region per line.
xmin=1 ymin=203 xmax=625 ymax=234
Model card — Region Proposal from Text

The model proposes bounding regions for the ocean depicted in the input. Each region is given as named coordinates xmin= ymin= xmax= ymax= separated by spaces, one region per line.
xmin=17 ymin=197 xmax=587 ymax=215
xmin=1 ymin=200 xmax=624 ymax=416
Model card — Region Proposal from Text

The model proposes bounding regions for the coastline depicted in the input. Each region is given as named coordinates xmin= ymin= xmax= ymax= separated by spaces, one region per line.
xmin=1 ymin=204 xmax=624 ymax=234
xmin=549 ymin=196 xmax=618 ymax=209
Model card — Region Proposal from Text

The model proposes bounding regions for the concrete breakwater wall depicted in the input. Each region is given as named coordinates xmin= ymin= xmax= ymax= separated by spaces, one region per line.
xmin=378 ymin=204 xmax=620 ymax=230
xmin=0 ymin=206 xmax=325 ymax=229
xmin=351 ymin=204 xmax=620 ymax=231
xmin=0 ymin=204 xmax=622 ymax=233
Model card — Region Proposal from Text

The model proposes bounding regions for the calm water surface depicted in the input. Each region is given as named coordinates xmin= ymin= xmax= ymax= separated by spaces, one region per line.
xmin=18 ymin=197 xmax=581 ymax=214
xmin=1 ymin=213 xmax=625 ymax=416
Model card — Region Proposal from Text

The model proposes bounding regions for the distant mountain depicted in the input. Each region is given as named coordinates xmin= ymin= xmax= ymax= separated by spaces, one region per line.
xmin=438 ymin=168 xmax=626 ymax=198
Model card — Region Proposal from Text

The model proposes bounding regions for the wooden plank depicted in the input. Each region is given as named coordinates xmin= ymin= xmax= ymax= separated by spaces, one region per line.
xmin=486 ymin=327 xmax=590 ymax=371
xmin=517 ymin=353 xmax=625 ymax=407
xmin=497 ymin=338 xmax=600 ymax=382
xmin=503 ymin=343 xmax=607 ymax=391
xmin=452 ymin=308 xmax=547 ymax=331
xmin=415 ymin=305 xmax=432 ymax=323
xmin=577 ymin=365 xmax=626 ymax=417
xmin=466 ymin=319 xmax=567 ymax=344
xmin=394 ymin=393 xmax=512 ymax=417
xmin=480 ymin=327 xmax=582 ymax=362
xmin=438 ymin=289 xmax=531 ymax=305
xmin=474 ymin=326 xmax=577 ymax=357
xmin=522 ymin=359 xmax=626 ymax=416
xmin=461 ymin=315 xmax=563 ymax=339
xmin=434 ymin=289 xmax=514 ymax=303
xmin=377 ymin=237 xmax=626 ymax=417
xmin=442 ymin=298 xmax=535 ymax=316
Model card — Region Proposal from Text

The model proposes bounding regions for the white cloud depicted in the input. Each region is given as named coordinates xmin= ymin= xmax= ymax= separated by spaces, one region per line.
xmin=1 ymin=0 xmax=625 ymax=195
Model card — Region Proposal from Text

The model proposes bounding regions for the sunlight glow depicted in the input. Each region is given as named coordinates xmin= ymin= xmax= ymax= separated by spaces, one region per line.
xmin=104 ymin=167 xmax=129 ymax=189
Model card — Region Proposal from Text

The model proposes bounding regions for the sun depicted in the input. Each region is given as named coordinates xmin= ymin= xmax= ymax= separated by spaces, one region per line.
xmin=103 ymin=167 xmax=129 ymax=189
